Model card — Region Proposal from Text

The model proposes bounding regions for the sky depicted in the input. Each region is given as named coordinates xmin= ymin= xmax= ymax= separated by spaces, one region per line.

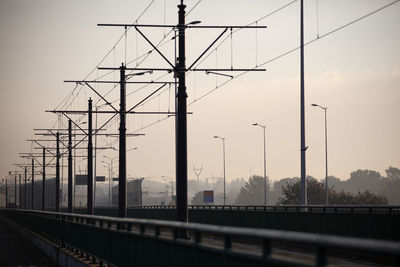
xmin=0 ymin=0 xmax=399 ymax=186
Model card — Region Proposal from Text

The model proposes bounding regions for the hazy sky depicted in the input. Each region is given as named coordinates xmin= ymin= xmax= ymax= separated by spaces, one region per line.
xmin=0 ymin=0 xmax=399 ymax=185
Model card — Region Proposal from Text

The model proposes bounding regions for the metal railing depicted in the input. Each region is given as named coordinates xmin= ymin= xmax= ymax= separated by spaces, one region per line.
xmin=92 ymin=205 xmax=400 ymax=214
xmin=1 ymin=209 xmax=400 ymax=266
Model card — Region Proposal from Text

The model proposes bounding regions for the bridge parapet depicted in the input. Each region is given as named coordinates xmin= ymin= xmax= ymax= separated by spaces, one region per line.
xmin=1 ymin=209 xmax=400 ymax=266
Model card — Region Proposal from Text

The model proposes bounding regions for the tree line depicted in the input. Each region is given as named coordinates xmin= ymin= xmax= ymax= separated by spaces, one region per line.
xmin=190 ymin=166 xmax=399 ymax=205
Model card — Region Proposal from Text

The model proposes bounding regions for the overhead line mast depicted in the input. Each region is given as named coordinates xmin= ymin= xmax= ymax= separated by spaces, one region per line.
xmin=97 ymin=0 xmax=266 ymax=221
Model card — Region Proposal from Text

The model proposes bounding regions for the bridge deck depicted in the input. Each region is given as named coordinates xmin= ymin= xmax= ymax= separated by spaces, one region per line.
xmin=0 ymin=219 xmax=57 ymax=266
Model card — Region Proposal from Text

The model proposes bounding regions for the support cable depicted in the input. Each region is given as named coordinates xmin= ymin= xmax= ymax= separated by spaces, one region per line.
xmin=126 ymin=0 xmax=400 ymax=135
xmin=192 ymin=0 xmax=298 ymax=70
xmin=316 ymin=0 xmax=320 ymax=38
xmin=192 ymin=0 xmax=400 ymax=104
xmin=125 ymin=26 xmax=128 ymax=65
xmin=256 ymin=21 xmax=258 ymax=67
xmin=186 ymin=0 xmax=202 ymax=16
xmin=53 ymin=0 xmax=157 ymax=111
xmin=230 ymin=28 xmax=233 ymax=69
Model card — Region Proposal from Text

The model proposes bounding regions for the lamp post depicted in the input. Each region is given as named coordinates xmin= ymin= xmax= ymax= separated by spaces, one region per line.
xmin=102 ymin=163 xmax=112 ymax=204
xmin=252 ymin=123 xmax=267 ymax=206
xmin=126 ymin=147 xmax=138 ymax=153
xmin=103 ymin=155 xmax=118 ymax=205
xmin=311 ymin=103 xmax=328 ymax=205
xmin=162 ymin=176 xmax=175 ymax=201
xmin=213 ymin=136 xmax=226 ymax=205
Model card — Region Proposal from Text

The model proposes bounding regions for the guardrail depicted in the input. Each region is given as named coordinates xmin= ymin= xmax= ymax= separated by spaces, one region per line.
xmin=1 ymin=209 xmax=400 ymax=267
xmin=55 ymin=205 xmax=400 ymax=241
xmin=94 ymin=205 xmax=400 ymax=214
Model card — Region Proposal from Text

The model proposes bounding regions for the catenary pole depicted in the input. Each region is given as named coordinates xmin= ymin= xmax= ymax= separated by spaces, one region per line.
xmin=68 ymin=119 xmax=73 ymax=213
xmin=87 ymin=98 xmax=94 ymax=215
xmin=31 ymin=158 xmax=34 ymax=209
xmin=56 ymin=132 xmax=60 ymax=212
xmin=119 ymin=64 xmax=127 ymax=218
xmin=5 ymin=180 xmax=8 ymax=208
xmin=176 ymin=0 xmax=188 ymax=223
xmin=24 ymin=167 xmax=27 ymax=209
xmin=19 ymin=174 xmax=21 ymax=208
xmin=300 ymin=0 xmax=307 ymax=208
xmin=42 ymin=147 xmax=45 ymax=211
xmin=14 ymin=174 xmax=17 ymax=207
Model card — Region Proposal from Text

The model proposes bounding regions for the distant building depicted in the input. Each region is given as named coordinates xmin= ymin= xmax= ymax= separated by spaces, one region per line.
xmin=112 ymin=178 xmax=144 ymax=206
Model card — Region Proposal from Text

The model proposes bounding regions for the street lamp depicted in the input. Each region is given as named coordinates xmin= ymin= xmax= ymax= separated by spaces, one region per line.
xmin=213 ymin=135 xmax=226 ymax=205
xmin=125 ymin=70 xmax=153 ymax=80
xmin=162 ymin=176 xmax=175 ymax=201
xmin=252 ymin=123 xmax=267 ymax=206
xmin=127 ymin=147 xmax=138 ymax=153
xmin=103 ymin=155 xmax=118 ymax=205
xmin=187 ymin=20 xmax=202 ymax=26
xmin=311 ymin=103 xmax=329 ymax=205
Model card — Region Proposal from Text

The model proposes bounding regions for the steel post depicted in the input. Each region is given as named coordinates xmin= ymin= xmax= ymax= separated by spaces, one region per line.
xmin=176 ymin=0 xmax=188 ymax=222
xmin=32 ymin=158 xmax=34 ymax=210
xmin=324 ymin=108 xmax=328 ymax=205
xmin=87 ymin=98 xmax=94 ymax=215
xmin=263 ymin=127 xmax=267 ymax=206
xmin=68 ymin=119 xmax=73 ymax=213
xmin=119 ymin=64 xmax=127 ymax=218
xmin=5 ymin=180 xmax=7 ymax=208
xmin=14 ymin=174 xmax=17 ymax=207
xmin=300 ymin=0 xmax=307 ymax=207
xmin=24 ymin=167 xmax=27 ymax=209
xmin=19 ymin=174 xmax=21 ymax=208
xmin=42 ymin=147 xmax=45 ymax=211
xmin=56 ymin=132 xmax=60 ymax=212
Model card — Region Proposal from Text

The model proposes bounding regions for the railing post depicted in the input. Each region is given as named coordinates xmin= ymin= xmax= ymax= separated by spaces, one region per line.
xmin=263 ymin=240 xmax=271 ymax=265
xmin=316 ymin=246 xmax=327 ymax=266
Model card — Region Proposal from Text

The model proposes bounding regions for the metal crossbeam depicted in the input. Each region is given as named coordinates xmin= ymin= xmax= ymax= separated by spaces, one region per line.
xmin=64 ymin=80 xmax=176 ymax=84
xmin=97 ymin=23 xmax=267 ymax=29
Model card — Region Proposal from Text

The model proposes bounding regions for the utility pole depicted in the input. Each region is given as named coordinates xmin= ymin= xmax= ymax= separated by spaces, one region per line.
xmin=300 ymin=0 xmax=307 ymax=208
xmin=94 ymin=106 xmax=98 ymax=209
xmin=176 ymin=1 xmax=188 ymax=222
xmin=24 ymin=167 xmax=27 ymax=209
xmin=252 ymin=123 xmax=267 ymax=205
xmin=56 ymin=131 xmax=60 ymax=212
xmin=19 ymin=174 xmax=21 ymax=208
xmin=68 ymin=119 xmax=73 ymax=213
xmin=311 ymin=103 xmax=329 ymax=205
xmin=32 ymin=158 xmax=34 ymax=210
xmin=42 ymin=147 xmax=46 ymax=211
xmin=13 ymin=174 xmax=16 ymax=207
xmin=5 ymin=180 xmax=8 ymax=208
xmin=263 ymin=127 xmax=267 ymax=205
xmin=94 ymin=0 xmax=265 ymax=220
xmin=87 ymin=98 xmax=94 ymax=215
xmin=119 ymin=64 xmax=127 ymax=218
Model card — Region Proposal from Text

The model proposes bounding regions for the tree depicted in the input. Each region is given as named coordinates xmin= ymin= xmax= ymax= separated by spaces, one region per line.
xmin=354 ymin=190 xmax=387 ymax=204
xmin=270 ymin=177 xmax=299 ymax=204
xmin=385 ymin=166 xmax=400 ymax=181
xmin=234 ymin=175 xmax=270 ymax=205
xmin=347 ymin=169 xmax=382 ymax=194
xmin=278 ymin=179 xmax=387 ymax=205
xmin=277 ymin=178 xmax=333 ymax=205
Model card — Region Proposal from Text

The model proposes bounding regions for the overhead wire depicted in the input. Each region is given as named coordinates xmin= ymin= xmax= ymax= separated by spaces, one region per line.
xmin=316 ymin=0 xmax=320 ymax=38
xmin=86 ymin=0 xmax=204 ymax=157
xmin=103 ymin=0 xmax=305 ymax=136
xmin=191 ymin=0 xmax=299 ymax=71
xmin=53 ymin=0 xmax=157 ymax=112
xmin=28 ymin=0 xmax=159 ymax=175
xmin=191 ymin=0 xmax=400 ymax=104
xmin=127 ymin=0 xmax=400 ymax=135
